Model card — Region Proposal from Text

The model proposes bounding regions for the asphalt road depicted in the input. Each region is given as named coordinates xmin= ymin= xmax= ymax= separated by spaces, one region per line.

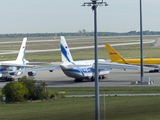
xmin=0 ymin=69 xmax=157 ymax=88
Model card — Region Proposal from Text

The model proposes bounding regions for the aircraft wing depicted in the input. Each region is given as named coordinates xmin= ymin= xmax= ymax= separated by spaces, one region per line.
xmin=143 ymin=64 xmax=159 ymax=68
xmin=26 ymin=62 xmax=51 ymax=65
xmin=0 ymin=63 xmax=36 ymax=68
xmin=27 ymin=65 xmax=61 ymax=71
xmin=8 ymin=64 xmax=61 ymax=73
xmin=7 ymin=63 xmax=89 ymax=74
xmin=97 ymin=61 xmax=154 ymax=70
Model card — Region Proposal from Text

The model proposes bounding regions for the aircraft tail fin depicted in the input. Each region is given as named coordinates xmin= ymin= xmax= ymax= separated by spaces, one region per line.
xmin=16 ymin=37 xmax=27 ymax=64
xmin=105 ymin=44 xmax=127 ymax=63
xmin=148 ymin=55 xmax=152 ymax=59
xmin=60 ymin=36 xmax=73 ymax=62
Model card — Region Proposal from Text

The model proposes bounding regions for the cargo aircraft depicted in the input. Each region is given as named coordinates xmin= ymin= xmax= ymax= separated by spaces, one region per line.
xmin=105 ymin=43 xmax=160 ymax=72
xmin=12 ymin=36 xmax=154 ymax=82
xmin=0 ymin=37 xmax=37 ymax=81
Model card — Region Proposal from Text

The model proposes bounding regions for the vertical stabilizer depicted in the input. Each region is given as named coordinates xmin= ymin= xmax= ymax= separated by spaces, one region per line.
xmin=16 ymin=37 xmax=27 ymax=64
xmin=105 ymin=44 xmax=124 ymax=62
xmin=60 ymin=36 xmax=73 ymax=62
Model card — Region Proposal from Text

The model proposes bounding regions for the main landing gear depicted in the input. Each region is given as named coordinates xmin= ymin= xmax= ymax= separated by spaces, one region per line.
xmin=91 ymin=75 xmax=107 ymax=82
xmin=74 ymin=76 xmax=108 ymax=82
xmin=74 ymin=79 xmax=83 ymax=82
xmin=5 ymin=78 xmax=15 ymax=81
xmin=149 ymin=69 xmax=159 ymax=73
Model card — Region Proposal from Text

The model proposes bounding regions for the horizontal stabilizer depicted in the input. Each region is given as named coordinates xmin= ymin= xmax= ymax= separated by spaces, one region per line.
xmin=0 ymin=63 xmax=35 ymax=68
xmin=8 ymin=65 xmax=61 ymax=73
xmin=26 ymin=62 xmax=51 ymax=65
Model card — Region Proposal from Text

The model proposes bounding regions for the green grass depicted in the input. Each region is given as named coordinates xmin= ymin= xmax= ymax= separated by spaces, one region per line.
xmin=1 ymin=86 xmax=160 ymax=120
xmin=2 ymin=86 xmax=160 ymax=96
xmin=2 ymin=44 xmax=159 ymax=62
xmin=106 ymin=96 xmax=160 ymax=120
xmin=1 ymin=35 xmax=160 ymax=62
xmin=0 ymin=95 xmax=160 ymax=120
xmin=46 ymin=86 xmax=160 ymax=95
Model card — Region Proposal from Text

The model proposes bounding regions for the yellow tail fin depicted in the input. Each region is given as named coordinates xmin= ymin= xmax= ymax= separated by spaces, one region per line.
xmin=105 ymin=44 xmax=127 ymax=64
xmin=148 ymin=55 xmax=152 ymax=59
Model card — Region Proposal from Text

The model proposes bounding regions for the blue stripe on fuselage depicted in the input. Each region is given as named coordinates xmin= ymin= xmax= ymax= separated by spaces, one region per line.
xmin=64 ymin=67 xmax=109 ymax=74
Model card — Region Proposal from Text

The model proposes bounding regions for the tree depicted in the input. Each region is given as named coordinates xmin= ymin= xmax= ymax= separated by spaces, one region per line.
xmin=2 ymin=82 xmax=28 ymax=103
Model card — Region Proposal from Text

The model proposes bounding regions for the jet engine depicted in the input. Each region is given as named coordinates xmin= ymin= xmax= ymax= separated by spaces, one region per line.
xmin=0 ymin=73 xmax=2 ymax=77
xmin=9 ymin=72 xmax=17 ymax=75
xmin=28 ymin=71 xmax=37 ymax=76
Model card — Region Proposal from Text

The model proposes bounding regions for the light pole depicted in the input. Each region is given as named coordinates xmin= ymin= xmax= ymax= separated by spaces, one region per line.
xmin=139 ymin=0 xmax=144 ymax=83
xmin=82 ymin=1 xmax=108 ymax=120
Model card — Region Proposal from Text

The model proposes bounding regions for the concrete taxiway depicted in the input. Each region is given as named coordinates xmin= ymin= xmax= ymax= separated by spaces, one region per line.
xmin=0 ymin=67 xmax=160 ymax=88
xmin=0 ymin=69 xmax=156 ymax=88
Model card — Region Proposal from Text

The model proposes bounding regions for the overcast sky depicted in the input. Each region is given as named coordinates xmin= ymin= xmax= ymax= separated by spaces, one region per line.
xmin=0 ymin=0 xmax=159 ymax=34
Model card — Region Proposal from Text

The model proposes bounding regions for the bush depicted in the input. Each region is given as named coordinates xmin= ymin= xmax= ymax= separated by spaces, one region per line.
xmin=2 ymin=82 xmax=28 ymax=103
xmin=19 ymin=76 xmax=49 ymax=100
xmin=50 ymin=94 xmax=55 ymax=99
xmin=18 ymin=76 xmax=36 ymax=100
xmin=58 ymin=91 xmax=66 ymax=99
xmin=50 ymin=91 xmax=66 ymax=99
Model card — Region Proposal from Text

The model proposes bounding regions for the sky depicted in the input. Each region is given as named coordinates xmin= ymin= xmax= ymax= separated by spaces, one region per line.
xmin=0 ymin=0 xmax=160 ymax=34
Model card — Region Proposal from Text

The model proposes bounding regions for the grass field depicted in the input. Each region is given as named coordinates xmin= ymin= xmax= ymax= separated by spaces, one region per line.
xmin=0 ymin=35 xmax=160 ymax=62
xmin=1 ymin=96 xmax=160 ymax=120
xmin=1 ymin=86 xmax=160 ymax=120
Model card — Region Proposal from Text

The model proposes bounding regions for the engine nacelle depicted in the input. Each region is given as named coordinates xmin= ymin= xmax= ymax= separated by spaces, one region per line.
xmin=0 ymin=73 xmax=2 ymax=77
xmin=28 ymin=71 xmax=37 ymax=76
xmin=9 ymin=71 xmax=24 ymax=76
xmin=9 ymin=72 xmax=17 ymax=75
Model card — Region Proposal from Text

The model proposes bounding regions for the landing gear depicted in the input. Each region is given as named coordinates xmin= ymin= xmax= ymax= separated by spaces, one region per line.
xmin=91 ymin=75 xmax=107 ymax=82
xmin=74 ymin=79 xmax=83 ymax=82
xmin=6 ymin=78 xmax=14 ymax=81
xmin=91 ymin=77 xmax=94 ymax=82
xmin=149 ymin=69 xmax=159 ymax=73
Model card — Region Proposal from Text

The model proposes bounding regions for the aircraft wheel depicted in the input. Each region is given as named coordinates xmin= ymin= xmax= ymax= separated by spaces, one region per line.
xmin=91 ymin=77 xmax=94 ymax=82
xmin=74 ymin=79 xmax=83 ymax=82
xmin=6 ymin=78 xmax=14 ymax=81
xmin=149 ymin=70 xmax=154 ymax=73
xmin=155 ymin=69 xmax=159 ymax=72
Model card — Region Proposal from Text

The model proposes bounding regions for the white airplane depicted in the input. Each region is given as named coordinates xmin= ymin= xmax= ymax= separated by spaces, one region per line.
xmin=13 ymin=36 xmax=154 ymax=82
xmin=0 ymin=37 xmax=36 ymax=81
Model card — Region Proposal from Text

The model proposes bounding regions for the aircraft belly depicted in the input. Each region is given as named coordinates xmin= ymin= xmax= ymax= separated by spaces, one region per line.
xmin=62 ymin=70 xmax=86 ymax=79
xmin=61 ymin=66 xmax=110 ymax=79
xmin=99 ymin=70 xmax=110 ymax=75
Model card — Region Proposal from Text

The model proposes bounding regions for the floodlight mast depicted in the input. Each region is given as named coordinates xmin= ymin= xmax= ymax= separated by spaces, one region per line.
xmin=82 ymin=1 xmax=108 ymax=120
xmin=139 ymin=0 xmax=144 ymax=83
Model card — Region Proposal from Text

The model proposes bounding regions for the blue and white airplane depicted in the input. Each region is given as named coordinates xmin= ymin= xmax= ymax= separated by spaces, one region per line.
xmin=14 ymin=36 xmax=154 ymax=82
xmin=60 ymin=36 xmax=110 ymax=81
xmin=0 ymin=37 xmax=36 ymax=81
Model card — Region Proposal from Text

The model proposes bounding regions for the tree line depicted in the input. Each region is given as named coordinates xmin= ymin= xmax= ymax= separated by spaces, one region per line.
xmin=0 ymin=30 xmax=160 ymax=38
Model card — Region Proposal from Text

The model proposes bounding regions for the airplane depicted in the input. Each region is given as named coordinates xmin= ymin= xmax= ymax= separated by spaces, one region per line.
xmin=12 ymin=36 xmax=154 ymax=82
xmin=105 ymin=43 xmax=160 ymax=72
xmin=0 ymin=37 xmax=38 ymax=81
